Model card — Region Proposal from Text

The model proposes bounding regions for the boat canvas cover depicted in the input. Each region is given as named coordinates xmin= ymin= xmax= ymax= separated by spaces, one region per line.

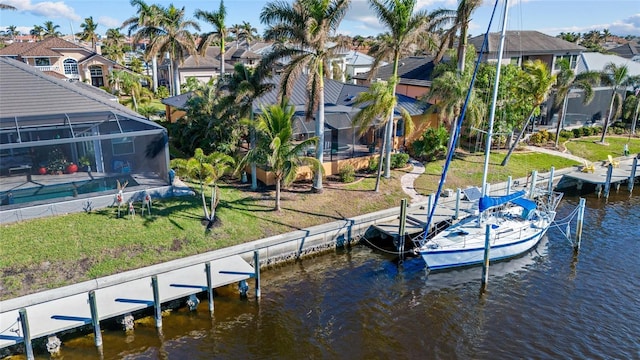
xmin=512 ymin=196 xmax=537 ymax=219
xmin=478 ymin=190 xmax=526 ymax=212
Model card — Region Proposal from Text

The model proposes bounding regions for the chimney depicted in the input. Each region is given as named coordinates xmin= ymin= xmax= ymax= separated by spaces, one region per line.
xmin=95 ymin=43 xmax=102 ymax=55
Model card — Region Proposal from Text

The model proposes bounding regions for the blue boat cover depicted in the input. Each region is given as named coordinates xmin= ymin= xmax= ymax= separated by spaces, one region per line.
xmin=478 ymin=190 xmax=526 ymax=212
xmin=512 ymin=197 xmax=537 ymax=211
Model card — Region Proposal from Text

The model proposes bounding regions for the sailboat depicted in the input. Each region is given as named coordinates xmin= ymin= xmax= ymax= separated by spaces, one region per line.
xmin=415 ymin=0 xmax=563 ymax=271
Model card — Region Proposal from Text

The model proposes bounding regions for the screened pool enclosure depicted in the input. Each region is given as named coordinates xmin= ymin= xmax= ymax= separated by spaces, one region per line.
xmin=0 ymin=110 xmax=169 ymax=210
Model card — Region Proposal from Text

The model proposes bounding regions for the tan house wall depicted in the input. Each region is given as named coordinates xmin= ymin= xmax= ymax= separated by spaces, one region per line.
xmin=395 ymin=84 xmax=430 ymax=99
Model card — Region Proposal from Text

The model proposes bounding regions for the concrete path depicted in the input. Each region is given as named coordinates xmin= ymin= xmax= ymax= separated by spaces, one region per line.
xmin=401 ymin=159 xmax=429 ymax=203
xmin=523 ymin=145 xmax=588 ymax=164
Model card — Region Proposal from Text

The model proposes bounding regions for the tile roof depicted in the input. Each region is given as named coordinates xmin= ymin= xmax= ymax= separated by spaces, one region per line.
xmin=0 ymin=37 xmax=92 ymax=58
xmin=0 ymin=57 xmax=142 ymax=119
xmin=469 ymin=31 xmax=585 ymax=55
xmin=353 ymin=56 xmax=436 ymax=87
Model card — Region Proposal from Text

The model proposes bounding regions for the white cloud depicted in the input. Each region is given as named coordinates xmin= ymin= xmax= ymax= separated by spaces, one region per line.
xmin=542 ymin=13 xmax=640 ymax=37
xmin=4 ymin=0 xmax=81 ymax=22
xmin=97 ymin=16 xmax=122 ymax=29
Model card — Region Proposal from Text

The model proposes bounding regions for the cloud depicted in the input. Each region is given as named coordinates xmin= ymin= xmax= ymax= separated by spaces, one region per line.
xmin=97 ymin=16 xmax=122 ymax=29
xmin=542 ymin=13 xmax=640 ymax=37
xmin=4 ymin=0 xmax=81 ymax=22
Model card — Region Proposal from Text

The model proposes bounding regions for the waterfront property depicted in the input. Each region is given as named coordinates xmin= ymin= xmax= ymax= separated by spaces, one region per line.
xmin=0 ymin=57 xmax=170 ymax=223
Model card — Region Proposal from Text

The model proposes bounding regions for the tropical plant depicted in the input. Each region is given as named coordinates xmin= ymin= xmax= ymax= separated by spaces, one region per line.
xmin=501 ymin=60 xmax=556 ymax=166
xmin=77 ymin=16 xmax=99 ymax=51
xmin=102 ymin=28 xmax=127 ymax=63
xmin=260 ymin=0 xmax=350 ymax=192
xmin=195 ymin=0 xmax=228 ymax=79
xmin=352 ymin=77 xmax=412 ymax=192
xmin=238 ymin=99 xmax=321 ymax=211
xmin=109 ymin=70 xmax=152 ymax=110
xmin=137 ymin=104 xmax=158 ymax=119
xmin=410 ymin=125 xmax=449 ymax=161
xmin=599 ymin=62 xmax=630 ymax=143
xmin=3 ymin=25 xmax=19 ymax=40
xmin=366 ymin=0 xmax=427 ymax=178
xmin=170 ymin=148 xmax=234 ymax=226
xmin=239 ymin=21 xmax=258 ymax=49
xmin=30 ymin=25 xmax=44 ymax=40
xmin=0 ymin=3 xmax=16 ymax=10
xmin=122 ymin=0 xmax=163 ymax=92
xmin=430 ymin=0 xmax=482 ymax=72
xmin=42 ymin=21 xmax=62 ymax=38
xmin=622 ymin=94 xmax=639 ymax=135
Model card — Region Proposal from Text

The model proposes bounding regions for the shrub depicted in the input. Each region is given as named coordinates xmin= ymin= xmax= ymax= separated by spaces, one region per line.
xmin=338 ymin=164 xmax=355 ymax=183
xmin=572 ymin=128 xmax=582 ymax=138
xmin=409 ymin=126 xmax=449 ymax=161
xmin=559 ymin=129 xmax=573 ymax=139
xmin=529 ymin=132 xmax=543 ymax=144
xmin=367 ymin=156 xmax=378 ymax=173
xmin=391 ymin=153 xmax=410 ymax=169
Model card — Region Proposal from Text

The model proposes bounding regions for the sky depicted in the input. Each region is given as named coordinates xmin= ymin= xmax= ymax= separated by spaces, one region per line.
xmin=0 ymin=0 xmax=639 ymax=39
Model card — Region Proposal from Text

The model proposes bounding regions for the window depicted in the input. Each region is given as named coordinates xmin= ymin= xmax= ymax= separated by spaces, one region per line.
xmin=63 ymin=59 xmax=79 ymax=75
xmin=89 ymin=65 xmax=103 ymax=77
xmin=89 ymin=65 xmax=104 ymax=87
xmin=555 ymin=55 xmax=578 ymax=70
xmin=34 ymin=57 xmax=50 ymax=66
xmin=112 ymin=137 xmax=134 ymax=156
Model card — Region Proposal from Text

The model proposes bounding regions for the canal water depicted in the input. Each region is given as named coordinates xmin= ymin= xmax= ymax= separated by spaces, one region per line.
xmin=29 ymin=193 xmax=640 ymax=359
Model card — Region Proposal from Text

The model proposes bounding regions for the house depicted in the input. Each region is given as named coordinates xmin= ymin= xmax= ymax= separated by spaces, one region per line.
xmin=468 ymin=31 xmax=585 ymax=73
xmin=353 ymin=56 xmax=437 ymax=99
xmin=0 ymin=37 xmax=128 ymax=87
xmin=609 ymin=42 xmax=640 ymax=62
xmin=327 ymin=50 xmax=382 ymax=83
xmin=550 ymin=52 xmax=640 ymax=126
xmin=0 ymin=57 xmax=170 ymax=223
xmin=162 ymin=73 xmax=431 ymax=184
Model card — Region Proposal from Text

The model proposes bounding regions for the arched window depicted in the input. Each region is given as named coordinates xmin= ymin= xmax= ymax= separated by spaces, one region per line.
xmin=63 ymin=59 xmax=78 ymax=76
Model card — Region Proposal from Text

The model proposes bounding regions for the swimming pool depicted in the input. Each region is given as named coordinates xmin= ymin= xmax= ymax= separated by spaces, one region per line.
xmin=0 ymin=176 xmax=139 ymax=206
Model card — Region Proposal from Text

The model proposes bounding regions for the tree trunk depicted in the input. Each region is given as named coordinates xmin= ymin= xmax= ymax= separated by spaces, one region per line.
xmin=275 ymin=178 xmax=281 ymax=211
xmin=554 ymin=94 xmax=568 ymax=148
xmin=383 ymin=111 xmax=393 ymax=179
xmin=220 ymin=42 xmax=225 ymax=78
xmin=457 ymin=21 xmax=469 ymax=74
xmin=501 ymin=107 xmax=537 ymax=166
xmin=600 ymin=89 xmax=617 ymax=143
xmin=152 ymin=56 xmax=158 ymax=93
xmin=210 ymin=185 xmax=216 ymax=221
xmin=173 ymin=59 xmax=181 ymax=96
xmin=250 ymin=110 xmax=257 ymax=190
xmin=374 ymin=129 xmax=386 ymax=193
xmin=200 ymin=183 xmax=210 ymax=220
xmin=632 ymin=98 xmax=640 ymax=135
xmin=313 ymin=70 xmax=325 ymax=193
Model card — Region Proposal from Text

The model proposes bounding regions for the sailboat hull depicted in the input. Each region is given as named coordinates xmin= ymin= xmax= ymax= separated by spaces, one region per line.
xmin=418 ymin=210 xmax=554 ymax=271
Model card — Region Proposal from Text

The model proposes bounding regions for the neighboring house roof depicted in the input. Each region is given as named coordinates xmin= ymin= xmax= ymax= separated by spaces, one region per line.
xmin=0 ymin=37 xmax=92 ymax=58
xmin=161 ymin=92 xmax=194 ymax=109
xmin=609 ymin=42 xmax=640 ymax=59
xmin=0 ymin=57 xmax=142 ymax=119
xmin=353 ymin=56 xmax=436 ymax=88
xmin=576 ymin=52 xmax=640 ymax=77
xmin=469 ymin=31 xmax=585 ymax=55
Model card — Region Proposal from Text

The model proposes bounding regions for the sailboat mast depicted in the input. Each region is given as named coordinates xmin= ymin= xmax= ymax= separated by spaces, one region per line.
xmin=481 ymin=0 xmax=510 ymax=198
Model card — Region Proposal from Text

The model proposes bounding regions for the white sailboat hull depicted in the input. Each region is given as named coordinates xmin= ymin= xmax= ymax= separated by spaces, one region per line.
xmin=419 ymin=208 xmax=555 ymax=271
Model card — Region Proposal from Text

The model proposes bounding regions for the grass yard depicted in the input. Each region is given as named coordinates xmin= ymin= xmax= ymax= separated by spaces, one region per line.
xmin=564 ymin=136 xmax=640 ymax=162
xmin=413 ymin=150 xmax=581 ymax=195
xmin=0 ymin=173 xmax=407 ymax=299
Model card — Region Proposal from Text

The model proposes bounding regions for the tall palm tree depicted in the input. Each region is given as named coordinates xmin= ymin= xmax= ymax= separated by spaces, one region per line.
xmin=239 ymin=100 xmax=320 ymax=211
xmin=43 ymin=21 xmax=62 ymax=38
xmin=599 ymin=62 xmax=630 ymax=143
xmin=501 ymin=60 xmax=556 ymax=166
xmin=429 ymin=0 xmax=481 ymax=72
xmin=108 ymin=70 xmax=151 ymax=111
xmin=239 ymin=21 xmax=258 ymax=50
xmin=122 ymin=0 xmax=164 ymax=93
xmin=367 ymin=0 xmax=428 ymax=178
xmin=4 ymin=25 xmax=19 ymax=41
xmin=552 ymin=58 xmax=600 ymax=148
xmin=222 ymin=63 xmax=274 ymax=189
xmin=30 ymin=25 xmax=44 ymax=40
xmin=195 ymin=0 xmax=228 ymax=79
xmin=0 ymin=3 xmax=16 ymax=10
xmin=260 ymin=0 xmax=351 ymax=192
xmin=352 ymin=77 xmax=413 ymax=192
xmin=102 ymin=28 xmax=127 ymax=63
xmin=77 ymin=16 xmax=99 ymax=51
xmin=170 ymin=148 xmax=234 ymax=225
xmin=230 ymin=23 xmax=242 ymax=47
xmin=140 ymin=4 xmax=200 ymax=96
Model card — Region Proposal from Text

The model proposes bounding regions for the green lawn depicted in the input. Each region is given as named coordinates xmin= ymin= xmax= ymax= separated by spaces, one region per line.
xmin=413 ymin=150 xmax=580 ymax=195
xmin=564 ymin=136 xmax=640 ymax=162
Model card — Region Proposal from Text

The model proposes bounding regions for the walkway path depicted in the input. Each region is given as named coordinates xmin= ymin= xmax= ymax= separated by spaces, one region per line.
xmin=523 ymin=145 xmax=588 ymax=164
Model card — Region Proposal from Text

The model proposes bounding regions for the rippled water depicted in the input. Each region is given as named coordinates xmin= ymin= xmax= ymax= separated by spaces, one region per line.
xmin=37 ymin=193 xmax=640 ymax=359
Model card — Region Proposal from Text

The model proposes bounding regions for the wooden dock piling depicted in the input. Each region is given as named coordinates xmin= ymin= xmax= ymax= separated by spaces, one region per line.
xmin=604 ymin=164 xmax=613 ymax=200
xmin=454 ymin=188 xmax=461 ymax=220
xmin=151 ymin=276 xmax=162 ymax=328
xmin=548 ymin=167 xmax=555 ymax=195
xmin=529 ymin=171 xmax=538 ymax=199
xmin=575 ymin=198 xmax=586 ymax=250
xmin=253 ymin=251 xmax=261 ymax=299
xmin=398 ymin=199 xmax=408 ymax=263
xmin=88 ymin=290 xmax=102 ymax=347
xmin=18 ymin=309 xmax=34 ymax=360
xmin=205 ymin=262 xmax=214 ymax=313
xmin=481 ymin=225 xmax=491 ymax=291
xmin=630 ymin=156 xmax=638 ymax=194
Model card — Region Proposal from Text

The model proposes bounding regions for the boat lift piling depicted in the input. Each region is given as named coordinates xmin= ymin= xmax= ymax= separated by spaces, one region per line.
xmin=629 ymin=156 xmax=638 ymax=194
xmin=529 ymin=171 xmax=538 ymax=199
xmin=506 ymin=176 xmax=512 ymax=195
xmin=205 ymin=262 xmax=214 ymax=314
xmin=253 ymin=251 xmax=261 ymax=298
xmin=151 ymin=275 xmax=162 ymax=328
xmin=604 ymin=164 xmax=614 ymax=200
xmin=19 ymin=308 xmax=34 ymax=360
xmin=88 ymin=290 xmax=102 ymax=348
xmin=575 ymin=198 xmax=586 ymax=250
xmin=481 ymin=224 xmax=491 ymax=291
xmin=548 ymin=167 xmax=555 ymax=195
xmin=454 ymin=188 xmax=461 ymax=220
xmin=398 ymin=199 xmax=408 ymax=264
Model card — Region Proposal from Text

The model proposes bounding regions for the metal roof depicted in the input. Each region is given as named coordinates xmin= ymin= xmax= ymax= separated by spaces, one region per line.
xmin=469 ymin=31 xmax=585 ymax=55
xmin=353 ymin=56 xmax=436 ymax=87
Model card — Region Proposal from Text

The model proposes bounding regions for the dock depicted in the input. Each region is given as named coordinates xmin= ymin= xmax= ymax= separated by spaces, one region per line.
xmin=556 ymin=155 xmax=639 ymax=195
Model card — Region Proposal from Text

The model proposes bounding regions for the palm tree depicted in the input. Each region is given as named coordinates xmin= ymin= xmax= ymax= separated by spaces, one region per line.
xmin=109 ymin=70 xmax=151 ymax=111
xmin=238 ymin=100 xmax=321 ymax=211
xmin=430 ymin=0 xmax=481 ymax=72
xmin=0 ymin=3 xmax=16 ymax=10
xmin=195 ymin=0 xmax=228 ymax=79
xmin=599 ymin=62 xmax=630 ymax=143
xmin=170 ymin=148 xmax=234 ymax=225
xmin=3 ymin=25 xmax=19 ymax=41
xmin=501 ymin=60 xmax=556 ymax=166
xmin=368 ymin=0 xmax=428 ymax=178
xmin=552 ymin=58 xmax=600 ymax=148
xmin=260 ymin=0 xmax=351 ymax=192
xmin=239 ymin=21 xmax=258 ymax=50
xmin=352 ymin=77 xmax=413 ymax=192
xmin=43 ymin=21 xmax=62 ymax=38
xmin=222 ymin=63 xmax=274 ymax=189
xmin=230 ymin=23 xmax=242 ymax=47
xmin=77 ymin=16 xmax=99 ymax=51
xmin=558 ymin=32 xmax=580 ymax=43
xmin=30 ymin=25 xmax=44 ymax=40
xmin=140 ymin=4 xmax=200 ymax=96
xmin=122 ymin=0 xmax=164 ymax=93
xmin=102 ymin=28 xmax=127 ymax=63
